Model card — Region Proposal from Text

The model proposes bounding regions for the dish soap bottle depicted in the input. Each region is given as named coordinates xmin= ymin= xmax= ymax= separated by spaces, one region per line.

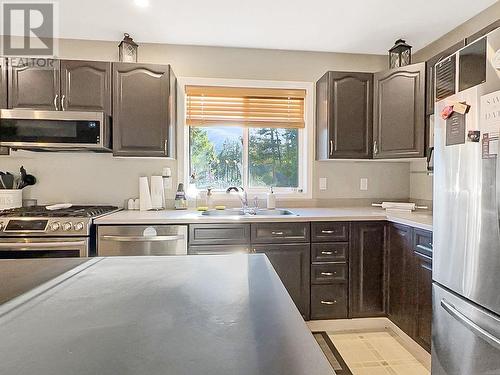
xmin=206 ymin=188 xmax=214 ymax=210
xmin=267 ymin=187 xmax=276 ymax=210
xmin=174 ymin=183 xmax=188 ymax=210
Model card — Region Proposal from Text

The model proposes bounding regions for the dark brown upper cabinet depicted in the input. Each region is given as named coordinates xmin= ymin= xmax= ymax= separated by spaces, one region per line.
xmin=373 ymin=63 xmax=425 ymax=159
xmin=349 ymin=222 xmax=386 ymax=318
xmin=8 ymin=58 xmax=60 ymax=110
xmin=426 ymin=41 xmax=465 ymax=117
xmin=112 ymin=62 xmax=176 ymax=157
xmin=316 ymin=71 xmax=373 ymax=159
xmin=60 ymin=60 xmax=112 ymax=114
xmin=7 ymin=58 xmax=112 ymax=114
xmin=0 ymin=58 xmax=8 ymax=155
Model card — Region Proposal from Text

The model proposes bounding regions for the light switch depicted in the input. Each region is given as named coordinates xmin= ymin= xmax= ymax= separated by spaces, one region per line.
xmin=319 ymin=177 xmax=327 ymax=191
xmin=360 ymin=178 xmax=368 ymax=191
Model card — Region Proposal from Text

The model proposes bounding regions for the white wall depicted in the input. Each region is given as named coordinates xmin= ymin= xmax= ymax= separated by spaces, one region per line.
xmin=0 ymin=38 xmax=414 ymax=206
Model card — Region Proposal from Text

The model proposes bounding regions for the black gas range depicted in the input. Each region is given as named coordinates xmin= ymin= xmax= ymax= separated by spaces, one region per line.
xmin=0 ymin=205 xmax=120 ymax=258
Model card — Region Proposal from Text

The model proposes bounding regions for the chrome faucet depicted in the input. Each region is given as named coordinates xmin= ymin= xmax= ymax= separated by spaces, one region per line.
xmin=226 ymin=186 xmax=249 ymax=211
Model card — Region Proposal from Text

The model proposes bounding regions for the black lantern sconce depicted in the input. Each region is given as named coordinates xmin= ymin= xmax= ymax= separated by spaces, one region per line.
xmin=119 ymin=33 xmax=138 ymax=63
xmin=389 ymin=39 xmax=412 ymax=69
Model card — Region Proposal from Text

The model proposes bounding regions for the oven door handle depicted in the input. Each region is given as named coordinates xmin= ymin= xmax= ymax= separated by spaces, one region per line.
xmin=0 ymin=241 xmax=87 ymax=250
xmin=100 ymin=235 xmax=185 ymax=242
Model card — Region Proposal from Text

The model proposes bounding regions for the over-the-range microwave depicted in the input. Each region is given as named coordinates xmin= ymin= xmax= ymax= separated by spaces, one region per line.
xmin=0 ymin=109 xmax=111 ymax=151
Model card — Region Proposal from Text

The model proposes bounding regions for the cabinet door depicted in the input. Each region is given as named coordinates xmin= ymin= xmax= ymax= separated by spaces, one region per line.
xmin=373 ymin=63 xmax=425 ymax=158
xmin=350 ymin=222 xmax=386 ymax=318
xmin=60 ymin=60 xmax=111 ymax=113
xmin=253 ymin=243 xmax=310 ymax=319
xmin=425 ymin=41 xmax=465 ymax=117
xmin=8 ymin=58 xmax=60 ymax=110
xmin=387 ymin=223 xmax=415 ymax=335
xmin=316 ymin=71 xmax=373 ymax=159
xmin=0 ymin=58 xmax=8 ymax=155
xmin=112 ymin=63 xmax=173 ymax=157
xmin=414 ymin=251 xmax=432 ymax=352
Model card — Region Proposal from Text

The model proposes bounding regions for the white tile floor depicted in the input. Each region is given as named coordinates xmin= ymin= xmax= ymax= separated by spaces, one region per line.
xmin=326 ymin=329 xmax=430 ymax=375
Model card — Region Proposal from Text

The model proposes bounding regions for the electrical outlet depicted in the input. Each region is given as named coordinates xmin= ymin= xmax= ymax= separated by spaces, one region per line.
xmin=319 ymin=177 xmax=327 ymax=191
xmin=360 ymin=178 xmax=368 ymax=191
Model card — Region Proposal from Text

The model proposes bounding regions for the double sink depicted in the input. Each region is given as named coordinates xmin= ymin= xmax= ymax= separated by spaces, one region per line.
xmin=201 ymin=208 xmax=297 ymax=217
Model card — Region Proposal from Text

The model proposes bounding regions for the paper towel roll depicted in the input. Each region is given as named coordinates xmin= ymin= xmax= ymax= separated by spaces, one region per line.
xmin=139 ymin=177 xmax=153 ymax=211
xmin=150 ymin=175 xmax=164 ymax=210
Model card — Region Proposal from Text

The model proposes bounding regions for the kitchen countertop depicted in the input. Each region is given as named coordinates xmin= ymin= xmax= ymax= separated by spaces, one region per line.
xmin=0 ymin=255 xmax=335 ymax=375
xmin=94 ymin=207 xmax=433 ymax=231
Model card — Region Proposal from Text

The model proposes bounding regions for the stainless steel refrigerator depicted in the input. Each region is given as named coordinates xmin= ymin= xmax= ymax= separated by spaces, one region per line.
xmin=433 ymin=27 xmax=500 ymax=374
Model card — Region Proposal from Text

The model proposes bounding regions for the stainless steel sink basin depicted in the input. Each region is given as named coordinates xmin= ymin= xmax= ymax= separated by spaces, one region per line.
xmin=201 ymin=209 xmax=297 ymax=216
xmin=200 ymin=209 xmax=246 ymax=216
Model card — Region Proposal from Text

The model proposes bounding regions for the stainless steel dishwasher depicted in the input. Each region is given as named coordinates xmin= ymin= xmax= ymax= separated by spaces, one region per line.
xmin=97 ymin=225 xmax=188 ymax=256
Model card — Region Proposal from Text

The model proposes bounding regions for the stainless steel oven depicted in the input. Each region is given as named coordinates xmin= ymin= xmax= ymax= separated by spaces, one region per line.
xmin=0 ymin=237 xmax=89 ymax=258
xmin=0 ymin=205 xmax=119 ymax=259
xmin=0 ymin=109 xmax=111 ymax=151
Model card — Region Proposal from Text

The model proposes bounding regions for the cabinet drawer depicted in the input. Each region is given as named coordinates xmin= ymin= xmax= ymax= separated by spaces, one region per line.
xmin=311 ymin=284 xmax=348 ymax=319
xmin=311 ymin=222 xmax=349 ymax=242
xmin=251 ymin=222 xmax=310 ymax=244
xmin=189 ymin=224 xmax=250 ymax=246
xmin=312 ymin=243 xmax=348 ymax=263
xmin=311 ymin=263 xmax=347 ymax=284
xmin=188 ymin=245 xmax=250 ymax=255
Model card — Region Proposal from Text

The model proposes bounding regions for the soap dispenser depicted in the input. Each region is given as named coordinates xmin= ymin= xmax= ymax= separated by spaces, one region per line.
xmin=266 ymin=187 xmax=276 ymax=210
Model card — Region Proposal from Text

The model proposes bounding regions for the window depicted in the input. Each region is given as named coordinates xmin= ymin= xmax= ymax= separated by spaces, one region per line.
xmin=185 ymin=84 xmax=309 ymax=195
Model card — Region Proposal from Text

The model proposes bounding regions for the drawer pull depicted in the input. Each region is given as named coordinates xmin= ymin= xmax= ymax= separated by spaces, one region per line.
xmin=271 ymin=231 xmax=284 ymax=236
xmin=321 ymin=230 xmax=335 ymax=234
xmin=321 ymin=251 xmax=333 ymax=255
xmin=321 ymin=300 xmax=337 ymax=305
xmin=320 ymin=272 xmax=335 ymax=276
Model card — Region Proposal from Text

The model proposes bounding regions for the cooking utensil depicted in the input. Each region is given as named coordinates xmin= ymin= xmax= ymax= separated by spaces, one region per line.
xmin=2 ymin=173 xmax=14 ymax=189
xmin=18 ymin=166 xmax=36 ymax=189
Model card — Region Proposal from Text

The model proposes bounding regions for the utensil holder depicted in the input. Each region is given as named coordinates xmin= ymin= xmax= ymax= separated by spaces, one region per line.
xmin=0 ymin=189 xmax=22 ymax=210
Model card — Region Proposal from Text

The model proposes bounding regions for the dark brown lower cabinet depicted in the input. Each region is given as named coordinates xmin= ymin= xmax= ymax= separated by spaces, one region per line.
xmin=414 ymin=251 xmax=432 ymax=352
xmin=387 ymin=223 xmax=416 ymax=335
xmin=311 ymin=284 xmax=348 ymax=319
xmin=387 ymin=223 xmax=433 ymax=353
xmin=349 ymin=222 xmax=386 ymax=318
xmin=253 ymin=243 xmax=310 ymax=320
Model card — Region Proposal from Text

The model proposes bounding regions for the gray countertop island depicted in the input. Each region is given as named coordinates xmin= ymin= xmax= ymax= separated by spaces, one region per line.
xmin=0 ymin=255 xmax=335 ymax=375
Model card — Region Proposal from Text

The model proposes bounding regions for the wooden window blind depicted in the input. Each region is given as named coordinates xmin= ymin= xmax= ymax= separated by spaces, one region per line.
xmin=185 ymin=86 xmax=305 ymax=128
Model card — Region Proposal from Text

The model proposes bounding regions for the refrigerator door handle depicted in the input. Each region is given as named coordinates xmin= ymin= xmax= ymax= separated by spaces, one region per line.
xmin=441 ymin=298 xmax=500 ymax=350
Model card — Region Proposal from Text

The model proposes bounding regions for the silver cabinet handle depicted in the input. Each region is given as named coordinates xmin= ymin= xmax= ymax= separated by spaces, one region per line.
xmin=271 ymin=231 xmax=284 ymax=236
xmin=0 ymin=241 xmax=86 ymax=250
xmin=321 ymin=251 xmax=333 ymax=255
xmin=320 ymin=272 xmax=335 ymax=276
xmin=373 ymin=140 xmax=379 ymax=155
xmin=101 ymin=235 xmax=184 ymax=242
xmin=441 ymin=299 xmax=500 ymax=351
xmin=54 ymin=94 xmax=59 ymax=110
xmin=164 ymin=139 xmax=168 ymax=156
xmin=321 ymin=230 xmax=335 ymax=234
xmin=329 ymin=139 xmax=334 ymax=156
xmin=320 ymin=300 xmax=337 ymax=305
xmin=61 ymin=94 xmax=66 ymax=111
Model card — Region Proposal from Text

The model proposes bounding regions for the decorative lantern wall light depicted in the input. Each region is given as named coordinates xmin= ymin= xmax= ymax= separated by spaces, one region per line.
xmin=118 ymin=33 xmax=138 ymax=63
xmin=389 ymin=39 xmax=412 ymax=69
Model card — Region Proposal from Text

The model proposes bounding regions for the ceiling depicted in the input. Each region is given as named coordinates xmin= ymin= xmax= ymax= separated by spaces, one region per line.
xmin=52 ymin=0 xmax=497 ymax=54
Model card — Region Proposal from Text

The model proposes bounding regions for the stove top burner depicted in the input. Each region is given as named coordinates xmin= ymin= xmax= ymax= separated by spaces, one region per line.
xmin=0 ymin=205 xmax=119 ymax=218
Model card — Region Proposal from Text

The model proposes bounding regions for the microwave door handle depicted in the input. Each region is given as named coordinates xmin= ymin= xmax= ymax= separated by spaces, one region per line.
xmin=441 ymin=299 xmax=500 ymax=351
xmin=0 ymin=241 xmax=86 ymax=250
xmin=100 ymin=235 xmax=185 ymax=242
